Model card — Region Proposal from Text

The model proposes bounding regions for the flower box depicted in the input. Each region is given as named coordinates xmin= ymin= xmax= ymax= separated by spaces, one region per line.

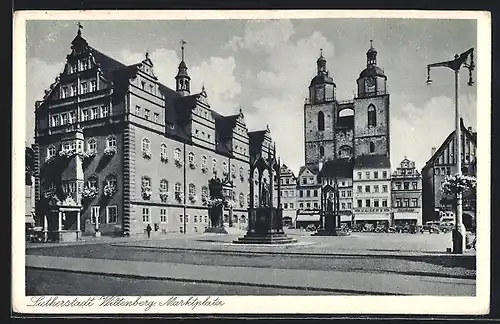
xmin=141 ymin=187 xmax=152 ymax=199
xmin=43 ymin=189 xmax=55 ymax=200
xmin=189 ymin=162 xmax=197 ymax=170
xmin=103 ymin=184 xmax=117 ymax=197
xmin=159 ymin=191 xmax=169 ymax=202
xmin=223 ymin=171 xmax=229 ymax=179
xmin=104 ymin=146 xmax=117 ymax=156
xmin=82 ymin=186 xmax=99 ymax=200
xmin=160 ymin=155 xmax=169 ymax=163
xmin=175 ymin=192 xmax=184 ymax=202
xmin=204 ymin=197 xmax=223 ymax=208
xmin=82 ymin=150 xmax=97 ymax=160
xmin=142 ymin=150 xmax=152 ymax=159
xmin=232 ymin=173 xmax=236 ymax=179
xmin=174 ymin=159 xmax=183 ymax=168
xmin=59 ymin=149 xmax=77 ymax=159
xmin=441 ymin=174 xmax=477 ymax=195
xmin=45 ymin=156 xmax=55 ymax=164
xmin=201 ymin=166 xmax=208 ymax=173
xmin=240 ymin=175 xmax=245 ymax=182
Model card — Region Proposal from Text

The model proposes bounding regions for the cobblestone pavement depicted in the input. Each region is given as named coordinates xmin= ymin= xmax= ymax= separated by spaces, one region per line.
xmin=25 ymin=231 xmax=476 ymax=296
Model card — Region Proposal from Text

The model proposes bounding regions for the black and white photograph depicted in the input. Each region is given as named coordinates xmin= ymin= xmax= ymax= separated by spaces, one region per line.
xmin=13 ymin=10 xmax=490 ymax=315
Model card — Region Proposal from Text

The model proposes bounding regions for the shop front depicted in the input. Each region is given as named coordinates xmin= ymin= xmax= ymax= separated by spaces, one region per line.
xmin=295 ymin=212 xmax=320 ymax=229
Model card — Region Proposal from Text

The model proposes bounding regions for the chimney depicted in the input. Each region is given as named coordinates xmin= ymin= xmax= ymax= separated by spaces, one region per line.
xmin=431 ymin=147 xmax=436 ymax=156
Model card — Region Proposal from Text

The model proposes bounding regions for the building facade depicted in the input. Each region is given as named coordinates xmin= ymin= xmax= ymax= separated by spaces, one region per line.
xmin=421 ymin=119 xmax=477 ymax=227
xmin=391 ymin=157 xmax=422 ymax=226
xmin=301 ymin=41 xmax=392 ymax=226
xmin=33 ymin=28 xmax=275 ymax=237
xmin=295 ymin=166 xmax=322 ymax=228
xmin=273 ymin=164 xmax=297 ymax=227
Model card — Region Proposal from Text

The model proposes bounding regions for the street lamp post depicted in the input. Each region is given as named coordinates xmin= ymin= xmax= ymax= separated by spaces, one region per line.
xmin=426 ymin=48 xmax=475 ymax=254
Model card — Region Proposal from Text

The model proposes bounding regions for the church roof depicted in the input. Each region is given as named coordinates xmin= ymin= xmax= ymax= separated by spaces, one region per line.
xmin=358 ymin=66 xmax=386 ymax=80
xmin=354 ymin=154 xmax=391 ymax=169
xmin=309 ymin=74 xmax=335 ymax=87
xmin=320 ymin=159 xmax=354 ymax=178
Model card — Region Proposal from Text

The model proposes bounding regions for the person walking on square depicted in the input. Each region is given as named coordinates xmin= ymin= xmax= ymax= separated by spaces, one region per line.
xmin=146 ymin=224 xmax=152 ymax=238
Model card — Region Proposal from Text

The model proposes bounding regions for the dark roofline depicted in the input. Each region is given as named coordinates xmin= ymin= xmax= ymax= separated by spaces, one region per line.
xmin=422 ymin=119 xmax=476 ymax=170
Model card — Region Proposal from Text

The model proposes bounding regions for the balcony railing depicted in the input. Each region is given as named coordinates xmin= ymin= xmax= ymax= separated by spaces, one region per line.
xmin=304 ymin=97 xmax=335 ymax=105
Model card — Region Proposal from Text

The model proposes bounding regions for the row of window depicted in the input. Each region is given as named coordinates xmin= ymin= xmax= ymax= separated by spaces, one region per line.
xmin=435 ymin=167 xmax=452 ymax=176
xmin=135 ymin=105 xmax=161 ymax=123
xmin=297 ymin=201 xmax=355 ymax=210
xmin=356 ymin=184 xmax=389 ymax=193
xmin=393 ymin=181 xmax=419 ymax=191
xmin=394 ymin=198 xmax=419 ymax=208
xmin=141 ymin=208 xmax=210 ymax=224
xmin=51 ymin=105 xmax=110 ymax=127
xmin=60 ymin=79 xmax=98 ymax=99
xmin=356 ymin=170 xmax=388 ymax=180
xmin=356 ymin=199 xmax=389 ymax=208
xmin=46 ymin=136 xmax=117 ymax=159
xmin=67 ymin=58 xmax=92 ymax=75
xmin=393 ymin=168 xmax=417 ymax=176
xmin=89 ymin=205 xmax=118 ymax=224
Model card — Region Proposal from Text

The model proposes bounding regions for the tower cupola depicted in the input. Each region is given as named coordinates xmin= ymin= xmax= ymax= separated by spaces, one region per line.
xmin=175 ymin=40 xmax=191 ymax=96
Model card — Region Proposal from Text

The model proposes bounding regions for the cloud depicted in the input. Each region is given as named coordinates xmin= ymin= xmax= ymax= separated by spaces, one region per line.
xmin=232 ymin=20 xmax=335 ymax=174
xmin=390 ymin=94 xmax=477 ymax=170
xmin=119 ymin=48 xmax=241 ymax=115
xmin=25 ymin=58 xmax=66 ymax=144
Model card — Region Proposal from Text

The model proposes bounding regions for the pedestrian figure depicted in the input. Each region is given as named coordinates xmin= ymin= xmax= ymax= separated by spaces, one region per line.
xmin=146 ymin=224 xmax=152 ymax=238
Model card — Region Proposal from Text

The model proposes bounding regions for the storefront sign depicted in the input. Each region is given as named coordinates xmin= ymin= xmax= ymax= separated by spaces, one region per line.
xmin=395 ymin=208 xmax=416 ymax=213
xmin=353 ymin=208 xmax=391 ymax=213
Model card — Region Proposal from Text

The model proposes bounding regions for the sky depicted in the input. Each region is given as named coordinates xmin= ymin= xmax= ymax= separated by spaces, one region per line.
xmin=25 ymin=18 xmax=478 ymax=175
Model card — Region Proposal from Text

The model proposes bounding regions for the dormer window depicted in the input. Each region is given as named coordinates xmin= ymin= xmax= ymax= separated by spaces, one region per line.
xmin=61 ymin=87 xmax=69 ymax=99
xmin=80 ymin=59 xmax=89 ymax=71
xmin=69 ymin=62 xmax=78 ymax=74
xmin=141 ymin=81 xmax=146 ymax=90
xmin=81 ymin=82 xmax=88 ymax=94
xmin=145 ymin=109 xmax=150 ymax=120
xmin=71 ymin=84 xmax=78 ymax=96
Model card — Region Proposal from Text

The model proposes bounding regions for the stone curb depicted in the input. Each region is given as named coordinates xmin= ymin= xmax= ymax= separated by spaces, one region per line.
xmin=111 ymin=243 xmax=477 ymax=259
xmin=25 ymin=266 xmax=402 ymax=296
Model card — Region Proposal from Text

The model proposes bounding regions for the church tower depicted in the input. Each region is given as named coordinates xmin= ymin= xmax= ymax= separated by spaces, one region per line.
xmin=175 ymin=40 xmax=191 ymax=96
xmin=353 ymin=40 xmax=390 ymax=158
xmin=304 ymin=50 xmax=337 ymax=167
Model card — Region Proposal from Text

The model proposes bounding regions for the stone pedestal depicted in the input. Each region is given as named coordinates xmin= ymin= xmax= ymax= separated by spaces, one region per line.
xmin=233 ymin=208 xmax=297 ymax=244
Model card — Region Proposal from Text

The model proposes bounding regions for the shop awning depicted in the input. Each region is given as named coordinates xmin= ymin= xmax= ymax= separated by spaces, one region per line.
xmin=296 ymin=214 xmax=320 ymax=222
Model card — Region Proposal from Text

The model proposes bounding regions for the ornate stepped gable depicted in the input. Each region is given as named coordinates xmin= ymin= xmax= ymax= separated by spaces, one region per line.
xmin=36 ymin=29 xmax=252 ymax=158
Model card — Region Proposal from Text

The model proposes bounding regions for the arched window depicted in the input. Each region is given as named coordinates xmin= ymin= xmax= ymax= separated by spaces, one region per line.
xmin=212 ymin=158 xmax=217 ymax=174
xmin=87 ymin=139 xmax=97 ymax=152
xmin=141 ymin=176 xmax=151 ymax=189
xmin=317 ymin=111 xmax=325 ymax=131
xmin=87 ymin=176 xmax=98 ymax=188
xmin=174 ymin=182 xmax=182 ymax=194
xmin=369 ymin=141 xmax=375 ymax=153
xmin=201 ymin=156 xmax=207 ymax=168
xmin=368 ymin=105 xmax=376 ymax=127
xmin=188 ymin=152 xmax=195 ymax=163
xmin=239 ymin=167 xmax=244 ymax=178
xmin=106 ymin=135 xmax=116 ymax=148
xmin=222 ymin=161 xmax=228 ymax=173
xmin=319 ymin=146 xmax=325 ymax=157
xmin=188 ymin=183 xmax=196 ymax=196
xmin=239 ymin=193 xmax=245 ymax=206
xmin=141 ymin=137 xmax=150 ymax=152
xmin=106 ymin=174 xmax=117 ymax=187
xmin=160 ymin=179 xmax=168 ymax=192
xmin=174 ymin=148 xmax=181 ymax=161
xmin=160 ymin=143 xmax=167 ymax=157
xmin=47 ymin=145 xmax=56 ymax=158
xmin=231 ymin=164 xmax=236 ymax=177
xmin=201 ymin=186 xmax=208 ymax=198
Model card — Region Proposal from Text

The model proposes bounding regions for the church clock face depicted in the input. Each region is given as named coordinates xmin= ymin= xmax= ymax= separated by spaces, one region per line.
xmin=365 ymin=77 xmax=376 ymax=93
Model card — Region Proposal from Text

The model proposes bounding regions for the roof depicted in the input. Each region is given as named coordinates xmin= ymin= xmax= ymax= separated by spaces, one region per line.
xmin=354 ymin=154 xmax=391 ymax=169
xmin=298 ymin=165 xmax=319 ymax=176
xmin=248 ymin=130 xmax=267 ymax=156
xmin=320 ymin=159 xmax=354 ymax=178
xmin=423 ymin=118 xmax=477 ymax=170
xmin=310 ymin=73 xmax=335 ymax=87
xmin=358 ymin=66 xmax=386 ymax=79
xmin=89 ymin=47 xmax=128 ymax=79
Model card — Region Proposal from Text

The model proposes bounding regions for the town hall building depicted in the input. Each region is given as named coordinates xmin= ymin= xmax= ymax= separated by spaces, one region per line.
xmin=32 ymin=26 xmax=275 ymax=239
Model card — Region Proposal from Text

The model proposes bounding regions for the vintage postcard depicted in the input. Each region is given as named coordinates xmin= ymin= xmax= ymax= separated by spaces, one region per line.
xmin=13 ymin=10 xmax=491 ymax=315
